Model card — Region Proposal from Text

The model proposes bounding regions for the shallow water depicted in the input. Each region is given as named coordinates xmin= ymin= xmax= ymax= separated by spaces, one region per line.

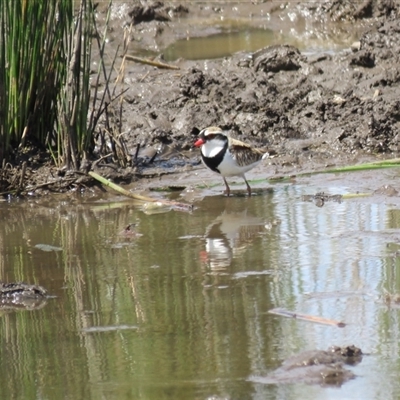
xmin=162 ymin=24 xmax=355 ymax=61
xmin=161 ymin=14 xmax=364 ymax=61
xmin=163 ymin=27 xmax=276 ymax=61
xmin=1 ymin=169 xmax=400 ymax=399
xmin=121 ymin=3 xmax=366 ymax=62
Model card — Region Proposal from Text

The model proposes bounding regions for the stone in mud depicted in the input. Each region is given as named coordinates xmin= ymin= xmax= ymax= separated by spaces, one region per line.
xmin=253 ymin=45 xmax=304 ymax=73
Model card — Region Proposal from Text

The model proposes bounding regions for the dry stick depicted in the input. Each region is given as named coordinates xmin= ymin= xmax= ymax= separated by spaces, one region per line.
xmin=92 ymin=152 xmax=113 ymax=167
xmin=19 ymin=126 xmax=29 ymax=150
xmin=124 ymin=54 xmax=180 ymax=70
xmin=19 ymin=162 xmax=27 ymax=189
xmin=89 ymin=171 xmax=157 ymax=201
xmin=133 ymin=143 xmax=140 ymax=163
xmin=88 ymin=171 xmax=193 ymax=211
xmin=139 ymin=71 xmax=150 ymax=82
xmin=148 ymin=150 xmax=158 ymax=164
xmin=268 ymin=308 xmax=346 ymax=328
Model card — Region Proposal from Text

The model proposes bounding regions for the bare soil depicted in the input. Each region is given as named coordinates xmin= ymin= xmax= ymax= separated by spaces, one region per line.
xmin=3 ymin=0 xmax=400 ymax=198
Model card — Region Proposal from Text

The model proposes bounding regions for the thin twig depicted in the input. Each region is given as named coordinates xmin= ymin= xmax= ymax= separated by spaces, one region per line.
xmin=19 ymin=161 xmax=27 ymax=189
xmin=124 ymin=54 xmax=180 ymax=70
xmin=92 ymin=153 xmax=113 ymax=167
xmin=88 ymin=171 xmax=193 ymax=212
xmin=268 ymin=308 xmax=346 ymax=328
xmin=134 ymin=143 xmax=140 ymax=163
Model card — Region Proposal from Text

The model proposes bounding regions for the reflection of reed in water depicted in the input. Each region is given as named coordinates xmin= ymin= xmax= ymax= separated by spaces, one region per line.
xmin=202 ymin=210 xmax=267 ymax=270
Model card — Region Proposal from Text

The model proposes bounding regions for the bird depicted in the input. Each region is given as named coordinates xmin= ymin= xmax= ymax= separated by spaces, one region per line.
xmin=194 ymin=126 xmax=268 ymax=196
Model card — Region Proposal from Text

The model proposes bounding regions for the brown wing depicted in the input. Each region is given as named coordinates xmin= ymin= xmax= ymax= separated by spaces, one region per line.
xmin=229 ymin=138 xmax=266 ymax=167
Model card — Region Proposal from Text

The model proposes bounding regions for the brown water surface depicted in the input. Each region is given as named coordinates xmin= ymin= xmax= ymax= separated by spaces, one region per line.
xmin=1 ymin=169 xmax=400 ymax=399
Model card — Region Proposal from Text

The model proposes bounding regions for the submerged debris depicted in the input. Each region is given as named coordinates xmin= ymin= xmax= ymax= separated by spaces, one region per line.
xmin=328 ymin=345 xmax=363 ymax=363
xmin=382 ymin=290 xmax=400 ymax=307
xmin=0 ymin=282 xmax=49 ymax=311
xmin=35 ymin=244 xmax=63 ymax=252
xmin=118 ymin=223 xmax=143 ymax=237
xmin=269 ymin=307 xmax=346 ymax=327
xmin=250 ymin=346 xmax=362 ymax=386
xmin=374 ymin=184 xmax=399 ymax=197
xmin=302 ymin=192 xmax=343 ymax=207
xmin=82 ymin=324 xmax=139 ymax=333
xmin=0 ymin=282 xmax=48 ymax=299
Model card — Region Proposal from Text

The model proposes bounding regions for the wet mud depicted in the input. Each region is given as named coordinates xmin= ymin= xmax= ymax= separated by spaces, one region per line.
xmin=3 ymin=0 xmax=400 ymax=196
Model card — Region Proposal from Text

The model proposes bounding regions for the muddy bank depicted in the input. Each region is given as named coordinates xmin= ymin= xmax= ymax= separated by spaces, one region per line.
xmin=3 ymin=0 xmax=400 ymax=196
xmin=116 ymin=1 xmax=400 ymax=157
xmin=98 ymin=0 xmax=400 ymax=185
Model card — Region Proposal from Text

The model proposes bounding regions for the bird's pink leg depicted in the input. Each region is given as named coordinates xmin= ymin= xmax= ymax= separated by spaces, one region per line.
xmin=244 ymin=177 xmax=252 ymax=196
xmin=223 ymin=177 xmax=231 ymax=196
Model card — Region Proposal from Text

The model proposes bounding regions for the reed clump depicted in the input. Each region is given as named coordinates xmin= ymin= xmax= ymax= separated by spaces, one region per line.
xmin=0 ymin=0 xmax=121 ymax=170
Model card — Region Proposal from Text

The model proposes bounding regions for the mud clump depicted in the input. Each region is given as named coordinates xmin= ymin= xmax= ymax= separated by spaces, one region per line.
xmin=294 ymin=0 xmax=396 ymax=21
xmin=128 ymin=1 xmax=188 ymax=24
xmin=253 ymin=45 xmax=305 ymax=73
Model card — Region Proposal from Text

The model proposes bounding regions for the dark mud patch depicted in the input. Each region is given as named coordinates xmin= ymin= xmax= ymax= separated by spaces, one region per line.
xmin=3 ymin=1 xmax=400 ymax=198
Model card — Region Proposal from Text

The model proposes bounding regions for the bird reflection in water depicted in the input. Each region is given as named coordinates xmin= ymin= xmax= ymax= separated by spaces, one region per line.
xmin=200 ymin=209 xmax=272 ymax=271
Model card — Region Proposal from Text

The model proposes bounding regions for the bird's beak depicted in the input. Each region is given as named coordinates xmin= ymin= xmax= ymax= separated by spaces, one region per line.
xmin=194 ymin=138 xmax=205 ymax=147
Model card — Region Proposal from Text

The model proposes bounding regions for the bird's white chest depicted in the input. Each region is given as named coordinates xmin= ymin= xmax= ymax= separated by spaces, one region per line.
xmin=217 ymin=150 xmax=261 ymax=177
xmin=200 ymin=137 xmax=263 ymax=177
xmin=201 ymin=139 xmax=226 ymax=158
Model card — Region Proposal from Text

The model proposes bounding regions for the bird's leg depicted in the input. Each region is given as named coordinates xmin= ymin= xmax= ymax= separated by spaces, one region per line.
xmin=223 ymin=177 xmax=231 ymax=196
xmin=244 ymin=177 xmax=252 ymax=196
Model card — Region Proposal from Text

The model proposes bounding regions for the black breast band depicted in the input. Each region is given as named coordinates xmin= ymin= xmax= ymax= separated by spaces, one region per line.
xmin=201 ymin=140 xmax=228 ymax=174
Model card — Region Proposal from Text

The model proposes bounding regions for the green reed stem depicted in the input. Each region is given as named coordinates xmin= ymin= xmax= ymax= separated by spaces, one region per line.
xmin=267 ymin=157 xmax=400 ymax=183
xmin=0 ymin=0 xmax=116 ymax=169
xmin=0 ymin=0 xmax=73 ymax=161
